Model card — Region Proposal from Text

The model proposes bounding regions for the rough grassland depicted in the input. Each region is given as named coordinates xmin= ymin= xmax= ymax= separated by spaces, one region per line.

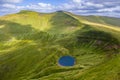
xmin=0 ymin=10 xmax=120 ymax=80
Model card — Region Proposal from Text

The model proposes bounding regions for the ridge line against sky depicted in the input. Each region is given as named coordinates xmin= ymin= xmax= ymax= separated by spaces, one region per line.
xmin=0 ymin=0 xmax=120 ymax=18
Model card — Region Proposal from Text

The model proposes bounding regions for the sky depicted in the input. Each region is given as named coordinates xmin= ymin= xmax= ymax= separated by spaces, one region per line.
xmin=0 ymin=0 xmax=120 ymax=18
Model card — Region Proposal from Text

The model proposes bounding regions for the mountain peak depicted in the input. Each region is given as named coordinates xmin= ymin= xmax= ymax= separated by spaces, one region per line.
xmin=18 ymin=10 xmax=38 ymax=14
xmin=56 ymin=10 xmax=65 ymax=13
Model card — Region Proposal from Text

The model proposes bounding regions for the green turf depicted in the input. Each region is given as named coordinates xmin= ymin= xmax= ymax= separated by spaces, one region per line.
xmin=0 ymin=10 xmax=120 ymax=80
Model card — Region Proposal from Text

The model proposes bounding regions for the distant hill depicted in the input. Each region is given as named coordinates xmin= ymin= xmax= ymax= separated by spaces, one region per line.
xmin=79 ymin=15 xmax=120 ymax=27
xmin=0 ymin=10 xmax=120 ymax=80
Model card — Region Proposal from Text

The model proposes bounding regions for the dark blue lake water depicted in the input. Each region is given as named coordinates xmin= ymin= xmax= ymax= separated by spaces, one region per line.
xmin=58 ymin=56 xmax=75 ymax=66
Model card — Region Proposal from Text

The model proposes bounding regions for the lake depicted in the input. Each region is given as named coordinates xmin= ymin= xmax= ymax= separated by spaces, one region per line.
xmin=58 ymin=56 xmax=75 ymax=66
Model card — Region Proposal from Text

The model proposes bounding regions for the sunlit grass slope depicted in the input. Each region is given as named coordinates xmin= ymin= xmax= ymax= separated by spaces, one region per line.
xmin=0 ymin=10 xmax=82 ymax=34
xmin=80 ymin=16 xmax=120 ymax=27
xmin=0 ymin=10 xmax=120 ymax=80
xmin=0 ymin=10 xmax=53 ymax=31
xmin=66 ymin=12 xmax=120 ymax=27
xmin=74 ymin=54 xmax=120 ymax=80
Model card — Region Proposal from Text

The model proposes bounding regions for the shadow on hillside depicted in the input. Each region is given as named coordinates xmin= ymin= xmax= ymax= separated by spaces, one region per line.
xmin=0 ymin=20 xmax=36 ymax=40
xmin=48 ymin=12 xmax=81 ymax=33
xmin=50 ymin=12 xmax=81 ymax=27
xmin=76 ymin=25 xmax=120 ymax=52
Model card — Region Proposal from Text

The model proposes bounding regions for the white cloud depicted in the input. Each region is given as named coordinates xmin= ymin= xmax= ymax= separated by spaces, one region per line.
xmin=1 ymin=0 xmax=23 ymax=3
xmin=86 ymin=2 xmax=104 ymax=8
xmin=38 ymin=3 xmax=52 ymax=8
xmin=58 ymin=0 xmax=85 ymax=10
xmin=58 ymin=0 xmax=104 ymax=12
xmin=25 ymin=3 xmax=55 ymax=12
xmin=81 ymin=12 xmax=120 ymax=18
xmin=59 ymin=3 xmax=76 ymax=10
xmin=72 ymin=0 xmax=82 ymax=3
xmin=0 ymin=2 xmax=55 ymax=15
xmin=70 ymin=10 xmax=88 ymax=13
xmin=17 ymin=6 xmax=25 ymax=9
xmin=98 ymin=6 xmax=120 ymax=12
xmin=1 ymin=4 xmax=16 ymax=9
xmin=0 ymin=9 xmax=10 ymax=12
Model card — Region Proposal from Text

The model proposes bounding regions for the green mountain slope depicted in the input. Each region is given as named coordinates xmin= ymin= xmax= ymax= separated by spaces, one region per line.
xmin=75 ymin=54 xmax=120 ymax=80
xmin=81 ymin=16 xmax=120 ymax=27
xmin=0 ymin=10 xmax=120 ymax=80
xmin=0 ymin=10 xmax=82 ymax=34
xmin=66 ymin=12 xmax=120 ymax=27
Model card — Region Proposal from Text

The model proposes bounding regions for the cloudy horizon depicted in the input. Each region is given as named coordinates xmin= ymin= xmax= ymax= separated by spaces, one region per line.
xmin=0 ymin=0 xmax=120 ymax=18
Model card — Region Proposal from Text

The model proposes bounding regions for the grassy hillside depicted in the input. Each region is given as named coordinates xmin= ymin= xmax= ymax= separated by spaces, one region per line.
xmin=0 ymin=10 xmax=120 ymax=80
xmin=67 ymin=13 xmax=120 ymax=27
xmin=75 ymin=54 xmax=120 ymax=80
xmin=0 ymin=10 xmax=82 ymax=34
